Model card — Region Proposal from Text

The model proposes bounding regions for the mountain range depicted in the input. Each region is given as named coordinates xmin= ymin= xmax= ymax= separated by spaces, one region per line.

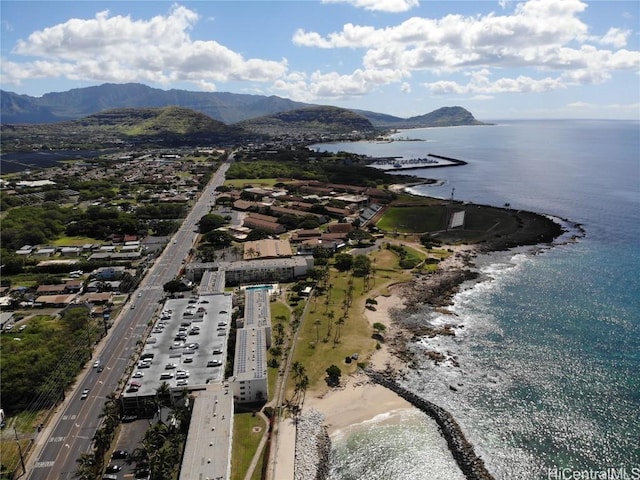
xmin=1 ymin=83 xmax=486 ymax=129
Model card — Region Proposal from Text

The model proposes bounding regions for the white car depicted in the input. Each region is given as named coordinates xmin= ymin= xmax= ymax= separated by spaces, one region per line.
xmin=132 ymin=371 xmax=144 ymax=378
xmin=176 ymin=379 xmax=188 ymax=386
xmin=165 ymin=363 xmax=177 ymax=370
xmin=93 ymin=360 xmax=101 ymax=368
xmin=81 ymin=388 xmax=90 ymax=400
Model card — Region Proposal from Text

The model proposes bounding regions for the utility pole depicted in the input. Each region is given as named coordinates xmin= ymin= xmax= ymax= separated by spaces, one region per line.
xmin=14 ymin=427 xmax=26 ymax=475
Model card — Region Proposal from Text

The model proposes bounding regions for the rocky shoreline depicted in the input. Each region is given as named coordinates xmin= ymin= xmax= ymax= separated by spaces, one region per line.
xmin=293 ymin=207 xmax=583 ymax=479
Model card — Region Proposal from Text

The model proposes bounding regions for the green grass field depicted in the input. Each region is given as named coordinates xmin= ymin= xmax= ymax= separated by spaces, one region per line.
xmin=224 ymin=178 xmax=287 ymax=188
xmin=376 ymin=205 xmax=447 ymax=233
xmin=230 ymin=412 xmax=267 ymax=480
xmin=288 ymin=246 xmax=416 ymax=397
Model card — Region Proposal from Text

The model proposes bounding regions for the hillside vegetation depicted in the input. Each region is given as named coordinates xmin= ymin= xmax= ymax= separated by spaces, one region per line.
xmin=1 ymin=106 xmax=251 ymax=150
xmin=236 ymin=105 xmax=378 ymax=136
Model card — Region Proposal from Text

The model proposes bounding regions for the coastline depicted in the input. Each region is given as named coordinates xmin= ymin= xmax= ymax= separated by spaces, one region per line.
xmin=292 ymin=187 xmax=580 ymax=480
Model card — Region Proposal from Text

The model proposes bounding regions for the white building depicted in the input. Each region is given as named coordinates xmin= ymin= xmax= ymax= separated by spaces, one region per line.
xmin=231 ymin=286 xmax=272 ymax=403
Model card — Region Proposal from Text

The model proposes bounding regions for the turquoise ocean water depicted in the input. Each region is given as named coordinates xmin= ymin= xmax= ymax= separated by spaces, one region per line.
xmin=313 ymin=120 xmax=640 ymax=480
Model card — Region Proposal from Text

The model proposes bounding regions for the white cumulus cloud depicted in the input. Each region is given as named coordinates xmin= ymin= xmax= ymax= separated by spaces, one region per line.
xmin=293 ymin=0 xmax=639 ymax=96
xmin=321 ymin=0 xmax=419 ymax=13
xmin=3 ymin=5 xmax=287 ymax=88
xmin=274 ymin=68 xmax=409 ymax=101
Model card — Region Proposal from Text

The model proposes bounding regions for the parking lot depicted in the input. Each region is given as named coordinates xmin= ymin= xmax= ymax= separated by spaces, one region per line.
xmin=122 ymin=294 xmax=233 ymax=398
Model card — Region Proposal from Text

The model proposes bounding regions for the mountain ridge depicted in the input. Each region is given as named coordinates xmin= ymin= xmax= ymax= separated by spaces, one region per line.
xmin=1 ymin=83 xmax=487 ymax=128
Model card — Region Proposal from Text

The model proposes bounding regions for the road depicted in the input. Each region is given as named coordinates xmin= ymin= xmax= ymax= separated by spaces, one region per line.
xmin=25 ymin=158 xmax=231 ymax=479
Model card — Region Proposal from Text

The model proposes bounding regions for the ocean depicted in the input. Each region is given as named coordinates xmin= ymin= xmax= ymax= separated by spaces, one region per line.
xmin=313 ymin=120 xmax=640 ymax=480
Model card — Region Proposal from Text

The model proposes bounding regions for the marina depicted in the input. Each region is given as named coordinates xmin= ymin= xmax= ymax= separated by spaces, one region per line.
xmin=367 ymin=153 xmax=468 ymax=171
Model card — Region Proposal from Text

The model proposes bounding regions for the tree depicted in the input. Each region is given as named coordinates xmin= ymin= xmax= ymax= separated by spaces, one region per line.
xmin=314 ymin=319 xmax=321 ymax=344
xmin=74 ymin=452 xmax=98 ymax=479
xmin=325 ymin=310 xmax=335 ymax=341
xmin=325 ymin=365 xmax=341 ymax=387
xmin=204 ymin=230 xmax=233 ymax=247
xmin=246 ymin=228 xmax=270 ymax=241
xmin=372 ymin=322 xmax=387 ymax=335
xmin=198 ymin=213 xmax=227 ymax=234
xmin=163 ymin=279 xmax=186 ymax=295
xmin=334 ymin=253 xmax=353 ymax=271
xmin=333 ymin=316 xmax=345 ymax=344
xmin=352 ymin=254 xmax=371 ymax=277
xmin=372 ymin=322 xmax=386 ymax=342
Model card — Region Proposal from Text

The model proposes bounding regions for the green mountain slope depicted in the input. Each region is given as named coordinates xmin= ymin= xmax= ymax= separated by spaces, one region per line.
xmin=1 ymin=106 xmax=250 ymax=150
xmin=236 ymin=105 xmax=378 ymax=136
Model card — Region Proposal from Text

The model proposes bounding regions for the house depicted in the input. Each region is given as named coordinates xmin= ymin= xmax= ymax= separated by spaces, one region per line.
xmin=60 ymin=246 xmax=81 ymax=257
xmin=16 ymin=245 xmax=34 ymax=256
xmin=81 ymin=292 xmax=114 ymax=305
xmin=243 ymin=239 xmax=293 ymax=260
xmin=35 ymin=294 xmax=78 ymax=308
xmin=93 ymin=266 xmax=126 ymax=280
xmin=243 ymin=214 xmax=286 ymax=234
xmin=64 ymin=280 xmax=84 ymax=293
xmin=327 ymin=223 xmax=354 ymax=234
xmin=36 ymin=284 xmax=67 ymax=295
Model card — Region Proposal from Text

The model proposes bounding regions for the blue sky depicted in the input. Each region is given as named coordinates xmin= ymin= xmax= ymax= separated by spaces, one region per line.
xmin=1 ymin=0 xmax=639 ymax=120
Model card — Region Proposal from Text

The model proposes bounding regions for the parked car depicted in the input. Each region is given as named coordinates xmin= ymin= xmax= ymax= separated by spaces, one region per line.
xmin=111 ymin=450 xmax=129 ymax=459
xmin=105 ymin=465 xmax=122 ymax=473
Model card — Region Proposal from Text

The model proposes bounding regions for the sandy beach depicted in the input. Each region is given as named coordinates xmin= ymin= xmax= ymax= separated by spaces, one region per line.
xmin=302 ymin=292 xmax=413 ymax=430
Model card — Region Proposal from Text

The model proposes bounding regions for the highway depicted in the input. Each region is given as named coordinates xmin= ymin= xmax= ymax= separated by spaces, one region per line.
xmin=25 ymin=158 xmax=231 ymax=479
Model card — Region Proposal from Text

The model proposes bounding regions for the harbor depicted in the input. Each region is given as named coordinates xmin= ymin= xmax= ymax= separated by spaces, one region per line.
xmin=367 ymin=153 xmax=468 ymax=171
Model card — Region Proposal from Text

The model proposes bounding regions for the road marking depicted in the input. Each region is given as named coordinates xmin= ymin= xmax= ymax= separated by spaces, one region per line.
xmin=49 ymin=436 xmax=65 ymax=442
xmin=34 ymin=461 xmax=55 ymax=468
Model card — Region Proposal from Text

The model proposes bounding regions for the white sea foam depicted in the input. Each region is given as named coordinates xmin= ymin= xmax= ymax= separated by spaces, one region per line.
xmin=328 ymin=409 xmax=466 ymax=480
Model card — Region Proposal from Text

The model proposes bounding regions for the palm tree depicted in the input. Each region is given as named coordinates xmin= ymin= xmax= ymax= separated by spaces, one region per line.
xmin=74 ymin=452 xmax=97 ymax=479
xmin=92 ymin=427 xmax=111 ymax=460
xmin=296 ymin=373 xmax=309 ymax=409
xmin=291 ymin=362 xmax=308 ymax=409
xmin=314 ymin=319 xmax=321 ymax=344
xmin=333 ymin=316 xmax=345 ymax=344
xmin=326 ymin=310 xmax=335 ymax=341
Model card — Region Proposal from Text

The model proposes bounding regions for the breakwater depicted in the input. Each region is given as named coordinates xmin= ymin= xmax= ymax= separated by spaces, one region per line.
xmin=364 ymin=369 xmax=495 ymax=480
xmin=294 ymin=409 xmax=330 ymax=480
xmin=368 ymin=153 xmax=468 ymax=171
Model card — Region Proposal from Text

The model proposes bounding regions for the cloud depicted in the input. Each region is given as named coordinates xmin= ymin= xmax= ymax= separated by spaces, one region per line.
xmin=598 ymin=27 xmax=631 ymax=48
xmin=3 ymin=5 xmax=287 ymax=88
xmin=293 ymin=0 xmax=639 ymax=95
xmin=424 ymin=69 xmax=566 ymax=95
xmin=321 ymin=0 xmax=419 ymax=13
xmin=273 ymin=68 xmax=409 ymax=101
